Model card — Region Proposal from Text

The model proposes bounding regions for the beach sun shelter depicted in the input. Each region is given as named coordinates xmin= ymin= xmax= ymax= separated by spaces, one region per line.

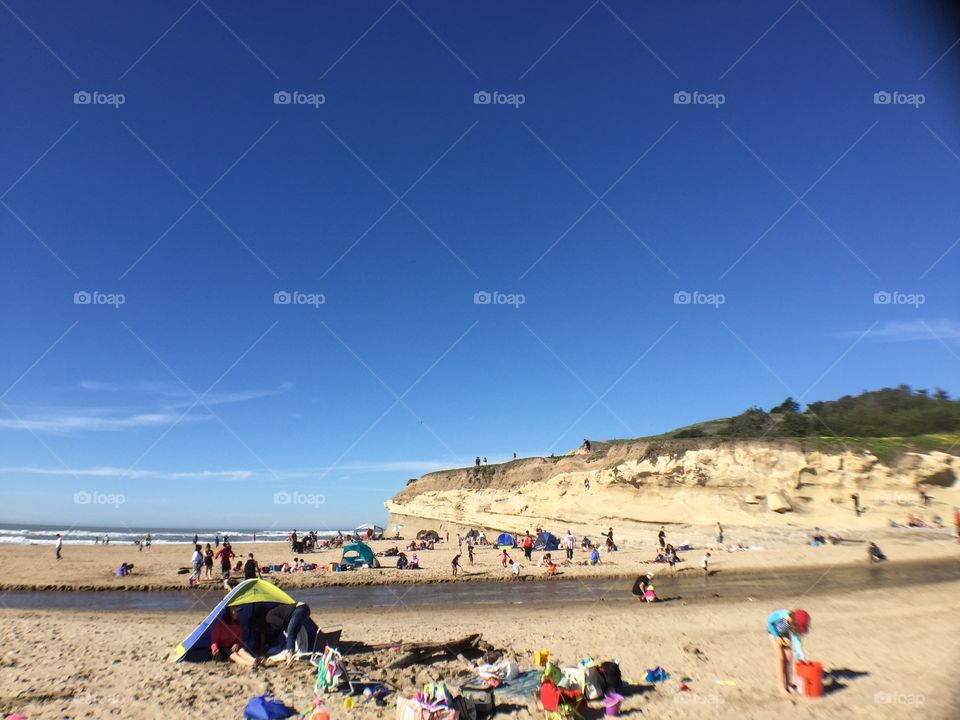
xmin=534 ymin=531 xmax=560 ymax=551
xmin=173 ymin=578 xmax=318 ymax=662
xmin=495 ymin=532 xmax=515 ymax=548
xmin=341 ymin=540 xmax=380 ymax=568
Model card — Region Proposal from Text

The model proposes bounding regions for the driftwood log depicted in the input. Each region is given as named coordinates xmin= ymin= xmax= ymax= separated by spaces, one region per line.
xmin=388 ymin=633 xmax=487 ymax=669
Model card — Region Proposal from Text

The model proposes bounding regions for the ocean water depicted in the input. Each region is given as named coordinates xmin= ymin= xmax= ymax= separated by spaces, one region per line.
xmin=0 ymin=524 xmax=360 ymax=546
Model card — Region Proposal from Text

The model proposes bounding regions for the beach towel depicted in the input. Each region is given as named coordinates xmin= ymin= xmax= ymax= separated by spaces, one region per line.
xmin=645 ymin=667 xmax=670 ymax=683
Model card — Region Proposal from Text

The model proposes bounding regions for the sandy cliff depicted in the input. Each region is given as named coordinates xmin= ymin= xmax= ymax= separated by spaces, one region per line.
xmin=385 ymin=439 xmax=960 ymax=540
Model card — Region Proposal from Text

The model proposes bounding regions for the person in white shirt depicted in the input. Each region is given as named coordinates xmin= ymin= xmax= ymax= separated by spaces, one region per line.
xmin=511 ymin=560 xmax=522 ymax=581
xmin=55 ymin=533 xmax=63 ymax=560
xmin=700 ymin=552 xmax=711 ymax=576
xmin=562 ymin=531 xmax=576 ymax=561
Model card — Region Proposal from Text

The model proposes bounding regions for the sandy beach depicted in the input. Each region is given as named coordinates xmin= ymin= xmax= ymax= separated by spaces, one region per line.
xmin=1 ymin=523 xmax=956 ymax=592
xmin=1 ymin=577 xmax=956 ymax=719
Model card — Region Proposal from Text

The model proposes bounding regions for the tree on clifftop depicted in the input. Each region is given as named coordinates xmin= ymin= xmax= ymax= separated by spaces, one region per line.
xmin=770 ymin=397 xmax=801 ymax=414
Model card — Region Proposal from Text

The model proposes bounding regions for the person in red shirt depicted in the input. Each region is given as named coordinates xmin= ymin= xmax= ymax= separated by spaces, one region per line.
xmin=210 ymin=606 xmax=259 ymax=669
xmin=523 ymin=533 xmax=534 ymax=560
xmin=214 ymin=543 xmax=235 ymax=579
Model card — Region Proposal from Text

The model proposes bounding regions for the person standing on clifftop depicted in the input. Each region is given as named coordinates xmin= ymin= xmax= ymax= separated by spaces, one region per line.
xmin=475 ymin=457 xmax=481 ymax=467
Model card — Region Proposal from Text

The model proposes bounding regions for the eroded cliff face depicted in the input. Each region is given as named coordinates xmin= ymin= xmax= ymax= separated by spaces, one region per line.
xmin=385 ymin=440 xmax=959 ymax=538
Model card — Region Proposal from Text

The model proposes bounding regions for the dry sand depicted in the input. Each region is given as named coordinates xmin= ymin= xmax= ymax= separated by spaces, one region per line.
xmin=1 ymin=525 xmax=956 ymax=591
xmin=1 ymin=579 xmax=957 ymax=719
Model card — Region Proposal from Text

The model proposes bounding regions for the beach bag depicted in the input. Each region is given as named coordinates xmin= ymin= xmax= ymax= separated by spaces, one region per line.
xmin=599 ymin=661 xmax=622 ymax=691
xmin=315 ymin=647 xmax=345 ymax=693
xmin=583 ymin=666 xmax=605 ymax=700
xmin=243 ymin=693 xmax=297 ymax=719
xmin=422 ymin=680 xmax=454 ymax=707
xmin=395 ymin=697 xmax=458 ymax=720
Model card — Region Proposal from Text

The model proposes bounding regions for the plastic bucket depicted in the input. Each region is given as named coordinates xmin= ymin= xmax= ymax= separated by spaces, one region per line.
xmin=795 ymin=660 xmax=823 ymax=698
xmin=603 ymin=693 xmax=624 ymax=716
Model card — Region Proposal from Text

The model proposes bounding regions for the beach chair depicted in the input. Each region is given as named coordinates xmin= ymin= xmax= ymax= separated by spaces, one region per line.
xmin=297 ymin=624 xmax=343 ymax=664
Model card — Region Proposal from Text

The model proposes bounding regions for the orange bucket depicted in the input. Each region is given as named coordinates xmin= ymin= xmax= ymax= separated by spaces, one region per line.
xmin=795 ymin=661 xmax=823 ymax=698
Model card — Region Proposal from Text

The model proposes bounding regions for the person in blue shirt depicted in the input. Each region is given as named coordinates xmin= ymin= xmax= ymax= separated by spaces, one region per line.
xmin=766 ymin=609 xmax=811 ymax=694
xmin=589 ymin=547 xmax=600 ymax=565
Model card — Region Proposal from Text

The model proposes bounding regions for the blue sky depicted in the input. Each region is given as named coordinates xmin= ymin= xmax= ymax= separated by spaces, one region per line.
xmin=1 ymin=1 xmax=959 ymax=530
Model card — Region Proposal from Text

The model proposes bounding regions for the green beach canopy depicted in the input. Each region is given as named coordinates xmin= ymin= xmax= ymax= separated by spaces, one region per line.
xmin=172 ymin=578 xmax=315 ymax=662
xmin=341 ymin=540 xmax=380 ymax=568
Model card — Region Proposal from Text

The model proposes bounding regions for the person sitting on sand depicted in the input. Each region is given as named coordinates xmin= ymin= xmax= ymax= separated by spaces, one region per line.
xmin=589 ymin=547 xmax=600 ymax=565
xmin=766 ymin=609 xmax=811 ymax=695
xmin=265 ymin=601 xmax=312 ymax=664
xmin=867 ymin=542 xmax=886 ymax=562
xmin=810 ymin=528 xmax=826 ymax=545
xmin=117 ymin=562 xmax=133 ymax=577
xmin=396 ymin=552 xmax=408 ymax=570
xmin=539 ymin=552 xmax=553 ymax=568
xmin=409 ymin=553 xmax=420 ymax=569
xmin=211 ymin=606 xmax=261 ymax=670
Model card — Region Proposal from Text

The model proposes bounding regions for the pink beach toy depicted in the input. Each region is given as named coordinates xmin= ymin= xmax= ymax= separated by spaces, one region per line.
xmin=603 ymin=692 xmax=624 ymax=716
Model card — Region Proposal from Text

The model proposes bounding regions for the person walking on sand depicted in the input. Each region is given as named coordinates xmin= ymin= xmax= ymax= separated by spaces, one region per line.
xmin=215 ymin=543 xmax=235 ymax=579
xmin=657 ymin=526 xmax=666 ymax=551
xmin=584 ymin=477 xmax=590 ymax=490
xmin=204 ymin=544 xmax=214 ymax=578
xmin=714 ymin=522 xmax=724 ymax=548
xmin=243 ymin=553 xmax=260 ymax=580
xmin=700 ymin=552 xmax=711 ymax=576
xmin=55 ymin=533 xmax=63 ymax=560
xmin=451 ymin=553 xmax=462 ymax=576
xmin=467 ymin=539 xmax=475 ymax=565
xmin=767 ymin=609 xmax=811 ymax=695
xmin=511 ymin=558 xmax=522 ymax=581
xmin=193 ymin=532 xmax=199 ymax=545
xmin=500 ymin=548 xmax=510 ymax=567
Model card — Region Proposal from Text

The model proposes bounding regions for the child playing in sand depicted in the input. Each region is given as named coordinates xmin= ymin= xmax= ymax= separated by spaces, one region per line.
xmin=511 ymin=559 xmax=522 ymax=581
xmin=451 ymin=553 xmax=462 ymax=576
xmin=766 ymin=609 xmax=811 ymax=695
xmin=700 ymin=552 xmax=711 ymax=575
xmin=500 ymin=549 xmax=510 ymax=567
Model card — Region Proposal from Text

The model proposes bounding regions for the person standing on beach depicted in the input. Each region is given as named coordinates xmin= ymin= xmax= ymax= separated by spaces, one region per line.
xmin=451 ymin=553 xmax=462 ymax=576
xmin=204 ymin=544 xmax=214 ymax=578
xmin=715 ymin=522 xmax=724 ymax=547
xmin=851 ymin=493 xmax=862 ymax=517
xmin=563 ymin=530 xmax=575 ymax=561
xmin=215 ymin=543 xmax=235 ymax=579
xmin=766 ymin=609 xmax=811 ymax=695
xmin=511 ymin=558 xmax=522 ymax=581
xmin=55 ymin=533 xmax=63 ymax=560
xmin=215 ymin=534 xmax=220 ymax=548
xmin=522 ymin=532 xmax=534 ymax=560
xmin=193 ymin=532 xmax=199 ymax=545
xmin=244 ymin=553 xmax=260 ymax=580
xmin=700 ymin=552 xmax=711 ymax=576
xmin=191 ymin=544 xmax=203 ymax=584
xmin=467 ymin=541 xmax=474 ymax=564
xmin=104 ymin=533 xmax=109 ymax=545
xmin=657 ymin=526 xmax=666 ymax=551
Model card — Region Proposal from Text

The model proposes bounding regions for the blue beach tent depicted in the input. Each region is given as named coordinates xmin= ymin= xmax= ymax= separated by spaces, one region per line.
xmin=534 ymin=531 xmax=559 ymax=551
xmin=495 ymin=532 xmax=515 ymax=548
xmin=173 ymin=578 xmax=318 ymax=662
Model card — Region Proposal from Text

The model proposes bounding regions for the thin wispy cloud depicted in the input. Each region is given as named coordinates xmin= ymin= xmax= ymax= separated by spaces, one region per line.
xmin=0 ymin=466 xmax=255 ymax=480
xmin=843 ymin=319 xmax=960 ymax=342
xmin=0 ymin=412 xmax=202 ymax=433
